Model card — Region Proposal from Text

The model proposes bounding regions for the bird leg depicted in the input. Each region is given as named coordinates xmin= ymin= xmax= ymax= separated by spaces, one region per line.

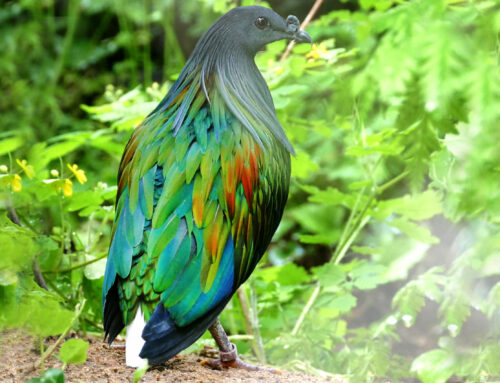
xmin=202 ymin=318 xmax=279 ymax=373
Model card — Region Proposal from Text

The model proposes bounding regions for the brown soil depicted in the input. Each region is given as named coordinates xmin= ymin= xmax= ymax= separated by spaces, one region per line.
xmin=0 ymin=331 xmax=344 ymax=383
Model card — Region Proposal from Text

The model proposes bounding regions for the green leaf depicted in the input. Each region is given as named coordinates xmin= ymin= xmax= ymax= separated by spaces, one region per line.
xmin=27 ymin=368 xmax=65 ymax=383
xmin=411 ymin=349 xmax=455 ymax=383
xmin=375 ymin=190 xmax=443 ymax=221
xmin=133 ymin=364 xmax=149 ymax=383
xmin=439 ymin=293 xmax=470 ymax=334
xmin=24 ymin=294 xmax=74 ymax=337
xmin=0 ymin=136 xmax=24 ymax=155
xmin=388 ymin=218 xmax=439 ymax=244
xmin=299 ymin=233 xmax=338 ymax=245
xmin=291 ymin=151 xmax=319 ymax=179
xmin=34 ymin=141 xmax=82 ymax=168
xmin=257 ymin=263 xmax=310 ymax=286
xmin=350 ymin=263 xmax=386 ymax=290
xmin=84 ymin=254 xmax=107 ymax=280
xmin=58 ymin=339 xmax=89 ymax=364
xmin=0 ymin=214 xmax=36 ymax=282
xmin=392 ymin=281 xmax=426 ymax=322
xmin=312 ymin=263 xmax=346 ymax=288
xmin=319 ymin=293 xmax=357 ymax=313
xmin=308 ymin=187 xmax=355 ymax=208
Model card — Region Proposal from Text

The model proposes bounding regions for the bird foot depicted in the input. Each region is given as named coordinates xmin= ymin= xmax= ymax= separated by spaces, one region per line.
xmin=201 ymin=343 xmax=280 ymax=374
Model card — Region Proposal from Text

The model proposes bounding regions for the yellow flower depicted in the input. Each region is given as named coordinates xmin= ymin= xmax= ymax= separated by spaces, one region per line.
xmin=16 ymin=159 xmax=35 ymax=179
xmin=67 ymin=163 xmax=87 ymax=184
xmin=0 ymin=165 xmax=8 ymax=173
xmin=273 ymin=66 xmax=284 ymax=75
xmin=306 ymin=43 xmax=329 ymax=61
xmin=12 ymin=174 xmax=22 ymax=192
xmin=50 ymin=169 xmax=59 ymax=177
xmin=62 ymin=179 xmax=73 ymax=197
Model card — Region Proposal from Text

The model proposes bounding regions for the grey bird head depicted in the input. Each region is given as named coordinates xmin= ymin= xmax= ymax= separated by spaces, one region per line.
xmin=193 ymin=6 xmax=312 ymax=59
xmin=160 ymin=6 xmax=309 ymax=155
xmin=216 ymin=6 xmax=313 ymax=54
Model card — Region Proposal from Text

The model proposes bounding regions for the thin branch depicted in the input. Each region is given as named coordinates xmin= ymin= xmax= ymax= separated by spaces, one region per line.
xmin=237 ymin=288 xmax=254 ymax=337
xmin=34 ymin=299 xmax=86 ymax=370
xmin=291 ymin=283 xmax=320 ymax=336
xmin=237 ymin=288 xmax=260 ymax=358
xmin=249 ymin=285 xmax=266 ymax=364
xmin=6 ymin=198 xmax=21 ymax=226
xmin=376 ymin=170 xmax=409 ymax=194
xmin=47 ymin=252 xmax=107 ymax=273
xmin=280 ymin=0 xmax=324 ymax=62
xmin=32 ymin=259 xmax=48 ymax=290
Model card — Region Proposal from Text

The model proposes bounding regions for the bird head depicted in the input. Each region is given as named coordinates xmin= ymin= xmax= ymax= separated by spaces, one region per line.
xmin=204 ymin=6 xmax=312 ymax=56
xmin=166 ymin=6 xmax=310 ymax=154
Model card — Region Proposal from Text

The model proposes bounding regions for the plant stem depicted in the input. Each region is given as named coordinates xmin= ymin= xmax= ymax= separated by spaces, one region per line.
xmin=6 ymin=197 xmax=21 ymax=225
xmin=291 ymin=283 xmax=320 ymax=336
xmin=53 ymin=0 xmax=81 ymax=84
xmin=33 ymin=259 xmax=48 ymax=290
xmin=35 ymin=299 xmax=86 ymax=370
xmin=237 ymin=288 xmax=260 ymax=358
xmin=89 ymin=209 xmax=112 ymax=252
xmin=48 ymin=252 xmax=107 ymax=273
xmin=162 ymin=12 xmax=184 ymax=80
xmin=114 ymin=0 xmax=140 ymax=85
xmin=39 ymin=338 xmax=45 ymax=374
xmin=46 ymin=278 xmax=69 ymax=302
xmin=143 ymin=0 xmax=152 ymax=86
xmin=334 ymin=215 xmax=370 ymax=265
xmin=249 ymin=285 xmax=266 ymax=364
xmin=291 ymin=188 xmax=373 ymax=335
xmin=376 ymin=170 xmax=409 ymax=194
xmin=280 ymin=0 xmax=323 ymax=62
xmin=237 ymin=288 xmax=254 ymax=338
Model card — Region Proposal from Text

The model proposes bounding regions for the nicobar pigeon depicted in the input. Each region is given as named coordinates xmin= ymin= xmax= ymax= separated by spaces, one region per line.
xmin=102 ymin=6 xmax=312 ymax=370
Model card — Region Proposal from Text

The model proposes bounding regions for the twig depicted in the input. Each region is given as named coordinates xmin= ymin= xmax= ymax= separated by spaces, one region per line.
xmin=280 ymin=0 xmax=324 ymax=62
xmin=237 ymin=288 xmax=254 ymax=337
xmin=249 ymin=285 xmax=266 ymax=364
xmin=6 ymin=198 xmax=21 ymax=225
xmin=376 ymin=170 xmax=409 ymax=194
xmin=291 ymin=283 xmax=320 ymax=336
xmin=237 ymin=288 xmax=260 ymax=358
xmin=32 ymin=259 xmax=48 ymax=290
xmin=34 ymin=299 xmax=86 ymax=370
xmin=47 ymin=252 xmax=107 ymax=273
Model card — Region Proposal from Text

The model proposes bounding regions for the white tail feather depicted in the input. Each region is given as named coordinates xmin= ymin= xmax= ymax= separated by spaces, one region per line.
xmin=126 ymin=306 xmax=148 ymax=368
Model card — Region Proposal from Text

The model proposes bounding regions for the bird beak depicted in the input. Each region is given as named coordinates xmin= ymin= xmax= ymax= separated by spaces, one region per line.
xmin=293 ymin=30 xmax=313 ymax=44
xmin=285 ymin=15 xmax=313 ymax=45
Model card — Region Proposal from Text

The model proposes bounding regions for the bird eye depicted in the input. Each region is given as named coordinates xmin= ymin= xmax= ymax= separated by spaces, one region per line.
xmin=254 ymin=16 xmax=269 ymax=30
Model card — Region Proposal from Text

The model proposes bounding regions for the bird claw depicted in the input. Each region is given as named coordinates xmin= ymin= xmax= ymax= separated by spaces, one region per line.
xmin=201 ymin=343 xmax=281 ymax=374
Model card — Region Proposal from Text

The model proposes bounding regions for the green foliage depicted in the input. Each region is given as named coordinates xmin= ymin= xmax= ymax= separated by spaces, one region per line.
xmin=58 ymin=338 xmax=89 ymax=364
xmin=133 ymin=364 xmax=150 ymax=383
xmin=1 ymin=0 xmax=500 ymax=382
xmin=27 ymin=369 xmax=65 ymax=383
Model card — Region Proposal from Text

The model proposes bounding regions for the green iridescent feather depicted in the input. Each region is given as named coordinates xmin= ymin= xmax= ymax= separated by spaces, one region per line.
xmin=101 ymin=5 xmax=305 ymax=364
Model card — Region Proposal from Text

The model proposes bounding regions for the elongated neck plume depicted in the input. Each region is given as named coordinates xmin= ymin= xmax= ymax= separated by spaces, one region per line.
xmin=153 ymin=12 xmax=295 ymax=155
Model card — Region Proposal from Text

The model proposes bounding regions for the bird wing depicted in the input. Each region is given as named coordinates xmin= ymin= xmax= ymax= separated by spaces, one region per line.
xmin=103 ymin=78 xmax=289 ymax=345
